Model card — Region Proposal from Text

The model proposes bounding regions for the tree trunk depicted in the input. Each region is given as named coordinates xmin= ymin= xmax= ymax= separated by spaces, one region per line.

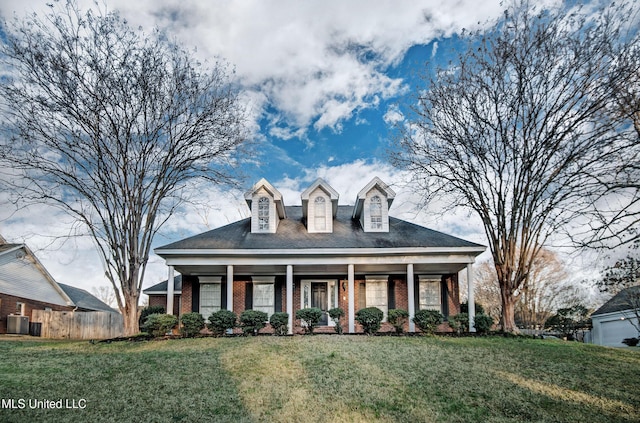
xmin=500 ymin=289 xmax=519 ymax=333
xmin=122 ymin=294 xmax=140 ymax=336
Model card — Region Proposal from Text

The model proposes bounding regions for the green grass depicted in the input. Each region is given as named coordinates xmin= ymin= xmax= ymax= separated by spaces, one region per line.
xmin=0 ymin=336 xmax=638 ymax=422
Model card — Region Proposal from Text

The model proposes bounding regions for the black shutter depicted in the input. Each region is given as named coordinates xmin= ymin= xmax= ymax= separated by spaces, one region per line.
xmin=191 ymin=277 xmax=200 ymax=313
xmin=274 ymin=277 xmax=283 ymax=312
xmin=221 ymin=280 xmax=227 ymax=310
xmin=414 ymin=277 xmax=420 ymax=311
xmin=441 ymin=277 xmax=449 ymax=318
xmin=245 ymin=282 xmax=253 ymax=310
xmin=388 ymin=278 xmax=395 ymax=310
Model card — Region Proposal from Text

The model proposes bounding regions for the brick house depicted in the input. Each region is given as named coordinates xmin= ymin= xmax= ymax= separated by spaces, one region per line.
xmin=153 ymin=177 xmax=485 ymax=334
xmin=0 ymin=236 xmax=117 ymax=334
xmin=0 ymin=241 xmax=74 ymax=333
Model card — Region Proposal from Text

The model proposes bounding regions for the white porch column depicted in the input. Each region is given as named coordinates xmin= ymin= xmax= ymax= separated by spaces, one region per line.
xmin=166 ymin=266 xmax=175 ymax=315
xmin=407 ymin=263 xmax=415 ymax=332
xmin=348 ymin=264 xmax=355 ymax=333
xmin=467 ymin=263 xmax=476 ymax=332
xmin=226 ymin=265 xmax=234 ymax=311
xmin=287 ymin=265 xmax=294 ymax=334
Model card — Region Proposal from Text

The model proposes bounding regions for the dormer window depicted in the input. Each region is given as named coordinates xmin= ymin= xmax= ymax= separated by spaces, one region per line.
xmin=301 ymin=178 xmax=339 ymax=233
xmin=370 ymin=196 xmax=383 ymax=230
xmin=315 ymin=197 xmax=326 ymax=231
xmin=245 ymin=178 xmax=286 ymax=234
xmin=258 ymin=197 xmax=270 ymax=231
xmin=353 ymin=177 xmax=396 ymax=233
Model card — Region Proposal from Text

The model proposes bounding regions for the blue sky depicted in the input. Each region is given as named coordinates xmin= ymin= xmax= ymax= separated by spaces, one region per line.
xmin=4 ymin=0 xmax=600 ymax=296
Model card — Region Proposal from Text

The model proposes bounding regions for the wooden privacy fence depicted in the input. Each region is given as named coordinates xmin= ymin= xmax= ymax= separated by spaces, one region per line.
xmin=31 ymin=310 xmax=124 ymax=340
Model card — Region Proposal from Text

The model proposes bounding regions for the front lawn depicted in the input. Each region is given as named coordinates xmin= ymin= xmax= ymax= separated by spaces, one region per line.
xmin=0 ymin=335 xmax=638 ymax=422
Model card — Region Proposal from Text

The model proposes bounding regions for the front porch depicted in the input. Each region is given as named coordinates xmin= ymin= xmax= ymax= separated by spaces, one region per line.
xmin=166 ymin=260 xmax=478 ymax=334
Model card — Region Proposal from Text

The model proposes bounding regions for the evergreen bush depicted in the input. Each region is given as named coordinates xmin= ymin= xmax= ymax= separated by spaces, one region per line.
xmin=296 ymin=308 xmax=323 ymax=334
xmin=139 ymin=305 xmax=165 ymax=327
xmin=207 ymin=309 xmax=237 ymax=336
xmin=473 ymin=313 xmax=494 ymax=335
xmin=355 ymin=307 xmax=384 ymax=335
xmin=239 ymin=310 xmax=268 ymax=335
xmin=448 ymin=313 xmax=469 ymax=335
xmin=413 ymin=309 xmax=443 ymax=335
xmin=142 ymin=313 xmax=178 ymax=337
xmin=328 ymin=307 xmax=345 ymax=334
xmin=269 ymin=312 xmax=289 ymax=336
xmin=180 ymin=312 xmax=205 ymax=337
xmin=387 ymin=308 xmax=409 ymax=334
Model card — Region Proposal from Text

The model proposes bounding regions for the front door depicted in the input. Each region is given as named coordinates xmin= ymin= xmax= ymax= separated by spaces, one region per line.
xmin=311 ymin=283 xmax=328 ymax=325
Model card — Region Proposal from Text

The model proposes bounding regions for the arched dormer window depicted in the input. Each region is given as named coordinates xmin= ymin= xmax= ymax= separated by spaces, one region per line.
xmin=258 ymin=197 xmax=270 ymax=231
xmin=370 ymin=195 xmax=382 ymax=229
xmin=314 ymin=196 xmax=326 ymax=231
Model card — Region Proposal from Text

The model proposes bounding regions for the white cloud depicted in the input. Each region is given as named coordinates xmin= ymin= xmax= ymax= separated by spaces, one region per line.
xmin=0 ymin=0 xmax=507 ymax=137
xmin=383 ymin=104 xmax=405 ymax=125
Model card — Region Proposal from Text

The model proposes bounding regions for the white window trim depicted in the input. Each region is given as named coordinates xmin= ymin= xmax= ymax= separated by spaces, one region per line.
xmin=418 ymin=276 xmax=442 ymax=312
xmin=365 ymin=275 xmax=388 ymax=321
xmin=252 ymin=276 xmax=275 ymax=319
xmin=199 ymin=276 xmax=222 ymax=320
xmin=258 ymin=197 xmax=270 ymax=231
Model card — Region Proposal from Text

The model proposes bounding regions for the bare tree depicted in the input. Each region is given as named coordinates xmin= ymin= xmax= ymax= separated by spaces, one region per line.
xmin=393 ymin=1 xmax=640 ymax=332
xmin=514 ymin=248 xmax=573 ymax=333
xmin=0 ymin=1 xmax=247 ymax=335
xmin=90 ymin=285 xmax=118 ymax=309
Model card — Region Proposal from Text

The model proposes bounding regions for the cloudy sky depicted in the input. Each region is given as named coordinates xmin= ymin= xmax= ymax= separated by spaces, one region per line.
xmin=2 ymin=0 xmax=602 ymax=302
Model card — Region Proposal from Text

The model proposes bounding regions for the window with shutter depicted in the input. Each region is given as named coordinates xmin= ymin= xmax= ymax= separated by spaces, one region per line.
xmin=419 ymin=277 xmax=441 ymax=312
xmin=199 ymin=283 xmax=221 ymax=319
xmin=253 ymin=283 xmax=275 ymax=317
xmin=365 ymin=276 xmax=388 ymax=320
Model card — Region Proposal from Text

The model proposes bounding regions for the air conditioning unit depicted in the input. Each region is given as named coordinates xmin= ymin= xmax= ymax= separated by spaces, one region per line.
xmin=7 ymin=315 xmax=30 ymax=335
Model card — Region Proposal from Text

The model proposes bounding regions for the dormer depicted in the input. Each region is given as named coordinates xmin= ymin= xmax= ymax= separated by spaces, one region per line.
xmin=245 ymin=178 xmax=286 ymax=233
xmin=352 ymin=177 xmax=395 ymax=233
xmin=301 ymin=178 xmax=339 ymax=233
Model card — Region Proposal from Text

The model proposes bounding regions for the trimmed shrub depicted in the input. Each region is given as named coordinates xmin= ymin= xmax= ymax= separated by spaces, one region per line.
xmin=270 ymin=312 xmax=289 ymax=336
xmin=473 ymin=313 xmax=494 ymax=335
xmin=448 ymin=313 xmax=469 ymax=335
xmin=142 ymin=313 xmax=178 ymax=337
xmin=387 ymin=308 xmax=409 ymax=335
xmin=207 ymin=309 xmax=237 ymax=336
xmin=180 ymin=312 xmax=205 ymax=337
xmin=139 ymin=305 xmax=165 ymax=327
xmin=355 ymin=307 xmax=384 ymax=335
xmin=413 ymin=309 xmax=443 ymax=335
xmin=239 ymin=310 xmax=268 ymax=336
xmin=328 ymin=307 xmax=345 ymax=334
xmin=296 ymin=308 xmax=323 ymax=334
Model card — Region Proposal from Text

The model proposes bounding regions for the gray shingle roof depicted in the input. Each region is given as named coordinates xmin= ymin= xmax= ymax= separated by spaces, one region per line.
xmin=58 ymin=283 xmax=118 ymax=313
xmin=143 ymin=275 xmax=183 ymax=294
xmin=157 ymin=206 xmax=484 ymax=251
xmin=592 ymin=286 xmax=640 ymax=316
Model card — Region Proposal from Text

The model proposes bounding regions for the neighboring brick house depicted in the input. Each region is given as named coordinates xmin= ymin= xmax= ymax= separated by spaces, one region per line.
xmin=154 ymin=177 xmax=486 ymax=334
xmin=0 ymin=236 xmax=116 ymax=334
xmin=0 ymin=238 xmax=74 ymax=333
xmin=143 ymin=275 xmax=182 ymax=316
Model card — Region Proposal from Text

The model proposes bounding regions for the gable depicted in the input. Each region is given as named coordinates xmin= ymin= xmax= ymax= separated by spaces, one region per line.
xmin=0 ymin=246 xmax=72 ymax=307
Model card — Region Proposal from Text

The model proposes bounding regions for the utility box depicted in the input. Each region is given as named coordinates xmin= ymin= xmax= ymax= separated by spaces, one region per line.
xmin=7 ymin=315 xmax=30 ymax=334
